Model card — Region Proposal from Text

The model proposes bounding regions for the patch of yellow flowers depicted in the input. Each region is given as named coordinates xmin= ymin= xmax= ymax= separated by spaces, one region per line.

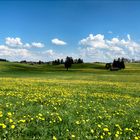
xmin=0 ymin=77 xmax=139 ymax=139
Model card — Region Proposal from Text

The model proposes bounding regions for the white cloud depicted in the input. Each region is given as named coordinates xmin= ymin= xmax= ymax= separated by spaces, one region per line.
xmin=0 ymin=37 xmax=45 ymax=61
xmin=79 ymin=34 xmax=140 ymax=62
xmin=23 ymin=43 xmax=31 ymax=48
xmin=51 ymin=38 xmax=67 ymax=46
xmin=0 ymin=45 xmax=31 ymax=61
xmin=108 ymin=31 xmax=113 ymax=34
xmin=5 ymin=37 xmax=44 ymax=49
xmin=127 ymin=34 xmax=131 ymax=41
xmin=79 ymin=34 xmax=108 ymax=49
xmin=31 ymin=42 xmax=44 ymax=48
xmin=5 ymin=37 xmax=23 ymax=47
xmin=43 ymin=49 xmax=55 ymax=56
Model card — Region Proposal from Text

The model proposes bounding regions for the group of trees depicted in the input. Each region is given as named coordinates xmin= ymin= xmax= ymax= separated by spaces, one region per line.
xmin=112 ymin=58 xmax=125 ymax=69
xmin=0 ymin=58 xmax=8 ymax=62
xmin=20 ymin=60 xmax=45 ymax=65
xmin=52 ymin=59 xmax=64 ymax=65
xmin=105 ymin=58 xmax=125 ymax=70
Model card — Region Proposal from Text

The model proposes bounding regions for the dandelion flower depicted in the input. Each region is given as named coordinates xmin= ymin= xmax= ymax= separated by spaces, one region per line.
xmin=52 ymin=136 xmax=57 ymax=140
xmin=103 ymin=128 xmax=109 ymax=132
xmin=71 ymin=134 xmax=75 ymax=138
xmin=11 ymin=125 xmax=15 ymax=129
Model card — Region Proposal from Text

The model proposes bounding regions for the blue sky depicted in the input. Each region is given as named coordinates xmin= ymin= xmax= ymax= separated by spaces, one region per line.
xmin=0 ymin=0 xmax=140 ymax=62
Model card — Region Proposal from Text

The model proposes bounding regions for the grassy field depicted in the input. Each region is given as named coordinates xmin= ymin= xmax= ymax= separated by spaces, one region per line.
xmin=0 ymin=62 xmax=140 ymax=140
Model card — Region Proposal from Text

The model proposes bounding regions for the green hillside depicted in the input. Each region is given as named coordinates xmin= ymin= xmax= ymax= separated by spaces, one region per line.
xmin=0 ymin=61 xmax=140 ymax=77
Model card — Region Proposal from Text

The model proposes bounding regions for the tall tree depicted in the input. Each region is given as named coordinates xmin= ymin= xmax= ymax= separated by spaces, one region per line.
xmin=64 ymin=56 xmax=73 ymax=71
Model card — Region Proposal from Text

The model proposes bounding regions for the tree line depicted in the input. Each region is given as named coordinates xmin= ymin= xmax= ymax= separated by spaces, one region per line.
xmin=52 ymin=57 xmax=83 ymax=65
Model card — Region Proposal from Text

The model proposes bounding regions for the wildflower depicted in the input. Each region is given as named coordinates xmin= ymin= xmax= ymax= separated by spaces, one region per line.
xmin=100 ymin=135 xmax=104 ymax=139
xmin=7 ymin=112 xmax=12 ymax=116
xmin=41 ymin=117 xmax=45 ymax=121
xmin=115 ymin=134 xmax=119 ymax=138
xmin=0 ymin=111 xmax=3 ymax=117
xmin=11 ymin=125 xmax=15 ymax=129
xmin=134 ymin=136 xmax=139 ymax=140
xmin=71 ymin=134 xmax=75 ymax=138
xmin=0 ymin=123 xmax=6 ymax=129
xmin=9 ymin=119 xmax=13 ymax=123
xmin=103 ymin=128 xmax=109 ymax=132
xmin=125 ymin=128 xmax=129 ymax=131
xmin=38 ymin=113 xmax=43 ymax=117
xmin=98 ymin=124 xmax=101 ymax=128
xmin=53 ymin=136 xmax=57 ymax=140
xmin=18 ymin=119 xmax=26 ymax=123
xmin=31 ymin=118 xmax=34 ymax=120
xmin=90 ymin=129 xmax=94 ymax=133
xmin=75 ymin=121 xmax=80 ymax=125
xmin=108 ymin=132 xmax=111 ymax=136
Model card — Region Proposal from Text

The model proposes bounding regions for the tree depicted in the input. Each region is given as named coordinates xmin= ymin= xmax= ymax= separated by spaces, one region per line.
xmin=64 ymin=56 xmax=73 ymax=71
xmin=105 ymin=63 xmax=111 ymax=69
xmin=77 ymin=58 xmax=83 ymax=63
xmin=120 ymin=58 xmax=125 ymax=69
xmin=60 ymin=59 xmax=64 ymax=64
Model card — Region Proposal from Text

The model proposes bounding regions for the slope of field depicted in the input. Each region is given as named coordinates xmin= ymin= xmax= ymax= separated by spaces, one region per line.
xmin=0 ymin=62 xmax=140 ymax=139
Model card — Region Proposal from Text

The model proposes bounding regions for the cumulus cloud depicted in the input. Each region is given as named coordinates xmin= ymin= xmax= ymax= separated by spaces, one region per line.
xmin=5 ymin=37 xmax=44 ymax=49
xmin=79 ymin=34 xmax=108 ymax=49
xmin=31 ymin=42 xmax=44 ymax=48
xmin=79 ymin=34 xmax=140 ymax=62
xmin=0 ymin=45 xmax=56 ymax=61
xmin=51 ymin=38 xmax=67 ymax=46
xmin=5 ymin=37 xmax=23 ymax=47
xmin=0 ymin=37 xmax=46 ymax=61
xmin=0 ymin=45 xmax=32 ymax=61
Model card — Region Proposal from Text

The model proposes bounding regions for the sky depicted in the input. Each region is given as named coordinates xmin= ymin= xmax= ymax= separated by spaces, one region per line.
xmin=0 ymin=0 xmax=140 ymax=62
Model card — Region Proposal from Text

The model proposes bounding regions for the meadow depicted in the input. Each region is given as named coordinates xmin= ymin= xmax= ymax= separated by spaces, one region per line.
xmin=0 ymin=62 xmax=140 ymax=140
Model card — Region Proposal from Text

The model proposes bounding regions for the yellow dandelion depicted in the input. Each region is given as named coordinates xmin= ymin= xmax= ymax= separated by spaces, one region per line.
xmin=134 ymin=136 xmax=139 ymax=140
xmin=9 ymin=119 xmax=13 ymax=123
xmin=7 ymin=112 xmax=12 ymax=116
xmin=100 ymin=135 xmax=104 ymax=139
xmin=75 ymin=121 xmax=80 ymax=125
xmin=52 ymin=136 xmax=57 ymax=140
xmin=108 ymin=132 xmax=111 ymax=136
xmin=98 ymin=124 xmax=101 ymax=128
xmin=115 ymin=134 xmax=119 ymax=138
xmin=11 ymin=125 xmax=15 ymax=129
xmin=0 ymin=111 xmax=3 ymax=117
xmin=38 ymin=113 xmax=43 ymax=117
xmin=71 ymin=134 xmax=75 ymax=138
xmin=125 ymin=128 xmax=129 ymax=131
xmin=103 ymin=128 xmax=109 ymax=132
xmin=90 ymin=129 xmax=94 ymax=133
xmin=0 ymin=123 xmax=6 ymax=129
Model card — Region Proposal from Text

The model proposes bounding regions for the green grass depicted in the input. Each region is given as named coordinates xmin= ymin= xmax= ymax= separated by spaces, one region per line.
xmin=0 ymin=62 xmax=140 ymax=139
